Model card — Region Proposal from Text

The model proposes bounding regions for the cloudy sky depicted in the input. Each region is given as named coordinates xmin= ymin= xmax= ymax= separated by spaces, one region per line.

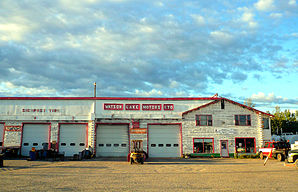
xmin=0 ymin=0 xmax=297 ymax=113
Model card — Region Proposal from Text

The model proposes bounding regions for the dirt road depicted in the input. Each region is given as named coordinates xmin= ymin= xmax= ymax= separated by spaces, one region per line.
xmin=0 ymin=158 xmax=297 ymax=191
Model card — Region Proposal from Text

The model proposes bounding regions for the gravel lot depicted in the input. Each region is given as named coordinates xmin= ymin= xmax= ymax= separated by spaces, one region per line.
xmin=0 ymin=158 xmax=297 ymax=192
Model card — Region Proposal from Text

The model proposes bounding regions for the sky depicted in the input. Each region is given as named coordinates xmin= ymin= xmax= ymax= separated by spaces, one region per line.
xmin=0 ymin=0 xmax=297 ymax=113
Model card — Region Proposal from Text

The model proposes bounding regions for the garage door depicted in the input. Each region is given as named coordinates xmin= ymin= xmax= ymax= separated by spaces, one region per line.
xmin=21 ymin=124 xmax=50 ymax=156
xmin=0 ymin=124 xmax=4 ymax=146
xmin=148 ymin=124 xmax=181 ymax=157
xmin=96 ymin=124 xmax=129 ymax=157
xmin=59 ymin=124 xmax=87 ymax=157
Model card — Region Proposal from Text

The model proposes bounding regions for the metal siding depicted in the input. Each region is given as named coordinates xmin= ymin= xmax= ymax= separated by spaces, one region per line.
xmin=59 ymin=124 xmax=87 ymax=156
xmin=148 ymin=124 xmax=180 ymax=157
xmin=21 ymin=124 xmax=49 ymax=156
xmin=96 ymin=124 xmax=129 ymax=157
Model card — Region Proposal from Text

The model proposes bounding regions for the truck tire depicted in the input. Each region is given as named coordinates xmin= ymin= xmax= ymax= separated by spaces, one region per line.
xmin=277 ymin=154 xmax=284 ymax=161
xmin=260 ymin=152 xmax=264 ymax=160
xmin=295 ymin=159 xmax=298 ymax=169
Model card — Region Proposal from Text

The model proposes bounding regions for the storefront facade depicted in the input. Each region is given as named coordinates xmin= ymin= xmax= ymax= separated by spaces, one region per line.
xmin=0 ymin=97 xmax=273 ymax=157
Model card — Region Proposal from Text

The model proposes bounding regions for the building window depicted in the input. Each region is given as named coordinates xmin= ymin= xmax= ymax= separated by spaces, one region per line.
xmin=193 ymin=138 xmax=214 ymax=153
xmin=263 ymin=118 xmax=269 ymax=129
xmin=235 ymin=138 xmax=255 ymax=153
xmin=196 ymin=115 xmax=212 ymax=126
xmin=235 ymin=115 xmax=251 ymax=126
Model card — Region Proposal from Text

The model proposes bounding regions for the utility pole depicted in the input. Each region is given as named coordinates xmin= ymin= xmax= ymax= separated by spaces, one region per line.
xmin=94 ymin=82 xmax=97 ymax=97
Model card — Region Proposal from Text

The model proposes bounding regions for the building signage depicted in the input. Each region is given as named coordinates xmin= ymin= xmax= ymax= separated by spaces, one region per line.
xmin=22 ymin=109 xmax=61 ymax=113
xmin=103 ymin=104 xmax=124 ymax=110
xmin=142 ymin=104 xmax=162 ymax=111
xmin=125 ymin=104 xmax=140 ymax=110
xmin=5 ymin=126 xmax=22 ymax=132
xmin=104 ymin=103 xmax=174 ymax=111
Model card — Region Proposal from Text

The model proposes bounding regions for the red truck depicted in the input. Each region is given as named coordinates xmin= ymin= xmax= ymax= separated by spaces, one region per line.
xmin=258 ymin=141 xmax=291 ymax=161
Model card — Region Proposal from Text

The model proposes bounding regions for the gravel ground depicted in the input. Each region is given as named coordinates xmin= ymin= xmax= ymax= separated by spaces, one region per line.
xmin=0 ymin=158 xmax=297 ymax=192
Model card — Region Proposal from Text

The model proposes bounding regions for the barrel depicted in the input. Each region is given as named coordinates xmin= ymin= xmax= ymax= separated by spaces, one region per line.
xmin=29 ymin=151 xmax=36 ymax=161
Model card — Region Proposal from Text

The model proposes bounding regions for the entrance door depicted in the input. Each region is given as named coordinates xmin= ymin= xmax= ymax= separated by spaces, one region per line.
xmin=0 ymin=124 xmax=4 ymax=146
xmin=96 ymin=124 xmax=129 ymax=157
xmin=21 ymin=124 xmax=50 ymax=156
xmin=220 ymin=140 xmax=229 ymax=157
xmin=58 ymin=124 xmax=87 ymax=157
xmin=148 ymin=124 xmax=181 ymax=158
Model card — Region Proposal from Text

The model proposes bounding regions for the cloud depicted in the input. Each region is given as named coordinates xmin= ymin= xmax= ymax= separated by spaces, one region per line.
xmin=270 ymin=13 xmax=283 ymax=18
xmin=0 ymin=0 xmax=296 ymax=100
xmin=288 ymin=0 xmax=296 ymax=6
xmin=0 ymin=81 xmax=57 ymax=96
xmin=254 ymin=0 xmax=275 ymax=11
xmin=191 ymin=14 xmax=205 ymax=25
xmin=250 ymin=92 xmax=298 ymax=105
xmin=134 ymin=89 xmax=163 ymax=97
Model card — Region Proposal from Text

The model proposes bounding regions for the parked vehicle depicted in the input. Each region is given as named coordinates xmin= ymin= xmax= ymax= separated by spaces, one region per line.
xmin=259 ymin=141 xmax=291 ymax=161
xmin=286 ymin=141 xmax=298 ymax=168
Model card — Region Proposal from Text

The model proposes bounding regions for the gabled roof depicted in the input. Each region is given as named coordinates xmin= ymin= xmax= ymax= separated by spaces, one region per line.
xmin=182 ymin=97 xmax=274 ymax=117
xmin=182 ymin=100 xmax=220 ymax=116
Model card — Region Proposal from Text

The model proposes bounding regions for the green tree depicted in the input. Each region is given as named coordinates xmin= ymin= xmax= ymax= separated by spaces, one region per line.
xmin=271 ymin=106 xmax=298 ymax=134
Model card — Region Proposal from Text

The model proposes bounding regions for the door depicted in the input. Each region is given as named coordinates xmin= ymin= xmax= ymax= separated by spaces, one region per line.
xmin=220 ymin=140 xmax=229 ymax=157
xmin=59 ymin=124 xmax=87 ymax=157
xmin=96 ymin=124 xmax=129 ymax=157
xmin=0 ymin=124 xmax=4 ymax=146
xmin=21 ymin=124 xmax=50 ymax=156
xmin=148 ymin=124 xmax=181 ymax=158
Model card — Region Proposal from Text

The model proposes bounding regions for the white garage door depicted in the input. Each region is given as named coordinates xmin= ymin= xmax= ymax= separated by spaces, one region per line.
xmin=0 ymin=124 xmax=4 ymax=146
xmin=96 ymin=124 xmax=129 ymax=157
xmin=59 ymin=124 xmax=87 ymax=157
xmin=148 ymin=124 xmax=181 ymax=158
xmin=21 ymin=124 xmax=50 ymax=156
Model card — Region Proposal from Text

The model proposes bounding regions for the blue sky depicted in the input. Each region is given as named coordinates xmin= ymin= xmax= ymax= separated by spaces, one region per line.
xmin=0 ymin=0 xmax=297 ymax=113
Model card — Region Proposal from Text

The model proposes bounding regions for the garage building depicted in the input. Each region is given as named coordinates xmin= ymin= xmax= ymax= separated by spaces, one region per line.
xmin=0 ymin=96 xmax=273 ymax=157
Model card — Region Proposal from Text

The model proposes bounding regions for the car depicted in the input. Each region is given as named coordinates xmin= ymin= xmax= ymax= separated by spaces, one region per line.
xmin=259 ymin=141 xmax=291 ymax=161
xmin=287 ymin=150 xmax=298 ymax=164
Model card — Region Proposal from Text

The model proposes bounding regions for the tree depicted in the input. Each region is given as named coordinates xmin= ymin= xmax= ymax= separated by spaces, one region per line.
xmin=271 ymin=106 xmax=298 ymax=135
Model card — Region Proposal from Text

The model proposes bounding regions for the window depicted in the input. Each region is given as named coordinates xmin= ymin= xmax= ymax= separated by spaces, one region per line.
xmin=121 ymin=144 xmax=127 ymax=147
xmin=106 ymin=144 xmax=111 ymax=147
xmin=235 ymin=115 xmax=251 ymax=126
xmin=166 ymin=144 xmax=171 ymax=147
xmin=61 ymin=143 xmax=66 ymax=146
xmin=70 ymin=143 xmax=75 ymax=146
xmin=221 ymin=99 xmax=225 ymax=109
xmin=24 ymin=143 xmax=29 ymax=146
xmin=263 ymin=118 xmax=269 ymax=129
xmin=235 ymin=138 xmax=255 ymax=153
xmin=114 ymin=144 xmax=119 ymax=147
xmin=151 ymin=144 xmax=156 ymax=147
xmin=196 ymin=115 xmax=212 ymax=126
xmin=33 ymin=143 xmax=38 ymax=146
xmin=98 ymin=144 xmax=104 ymax=147
xmin=0 ymin=142 xmax=2 ymax=146
xmin=193 ymin=138 xmax=214 ymax=153
xmin=158 ymin=144 xmax=164 ymax=147
xmin=79 ymin=143 xmax=85 ymax=146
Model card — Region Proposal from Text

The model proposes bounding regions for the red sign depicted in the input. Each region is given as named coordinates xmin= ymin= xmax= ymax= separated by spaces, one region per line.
xmin=104 ymin=104 xmax=123 ymax=110
xmin=142 ymin=104 xmax=162 ymax=111
xmin=131 ymin=120 xmax=140 ymax=128
xmin=164 ymin=104 xmax=174 ymax=111
xmin=104 ymin=103 xmax=174 ymax=111
xmin=125 ymin=104 xmax=140 ymax=110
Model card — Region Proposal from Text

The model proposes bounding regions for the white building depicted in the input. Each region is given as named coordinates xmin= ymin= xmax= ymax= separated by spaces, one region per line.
xmin=0 ymin=96 xmax=273 ymax=157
